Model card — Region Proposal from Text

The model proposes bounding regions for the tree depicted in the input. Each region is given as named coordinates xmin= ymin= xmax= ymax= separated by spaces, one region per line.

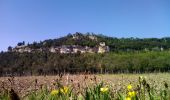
xmin=23 ymin=41 xmax=25 ymax=45
xmin=17 ymin=42 xmax=23 ymax=46
xmin=8 ymin=46 xmax=13 ymax=52
xmin=17 ymin=41 xmax=25 ymax=46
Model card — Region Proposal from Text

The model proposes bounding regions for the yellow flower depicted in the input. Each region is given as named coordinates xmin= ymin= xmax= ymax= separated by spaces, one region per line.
xmin=128 ymin=91 xmax=136 ymax=97
xmin=128 ymin=92 xmax=132 ymax=96
xmin=51 ymin=90 xmax=59 ymax=95
xmin=60 ymin=86 xmax=69 ymax=94
xmin=100 ymin=87 xmax=109 ymax=93
xmin=127 ymin=84 xmax=132 ymax=90
xmin=126 ymin=97 xmax=131 ymax=100
xmin=131 ymin=91 xmax=136 ymax=96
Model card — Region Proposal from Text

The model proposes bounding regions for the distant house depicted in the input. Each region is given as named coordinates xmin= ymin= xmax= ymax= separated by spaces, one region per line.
xmin=99 ymin=42 xmax=106 ymax=47
xmin=73 ymin=47 xmax=79 ymax=53
xmin=88 ymin=35 xmax=97 ymax=41
xmin=36 ymin=48 xmax=43 ymax=52
xmin=24 ymin=47 xmax=32 ymax=52
xmin=60 ymin=46 xmax=72 ymax=54
xmin=86 ymin=47 xmax=96 ymax=53
xmin=98 ymin=42 xmax=110 ymax=53
xmin=98 ymin=46 xmax=109 ymax=53
xmin=12 ymin=45 xmax=30 ymax=53
xmin=15 ymin=45 xmax=27 ymax=49
xmin=79 ymin=48 xmax=86 ymax=54
xmin=18 ymin=48 xmax=24 ymax=53
xmin=49 ymin=47 xmax=57 ymax=53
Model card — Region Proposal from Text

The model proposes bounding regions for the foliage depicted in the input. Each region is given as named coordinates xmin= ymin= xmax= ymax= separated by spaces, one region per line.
xmin=0 ymin=51 xmax=170 ymax=76
xmin=0 ymin=76 xmax=169 ymax=100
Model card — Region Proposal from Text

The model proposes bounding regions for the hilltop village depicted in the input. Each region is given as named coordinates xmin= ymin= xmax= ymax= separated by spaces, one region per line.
xmin=7 ymin=32 xmax=169 ymax=54
xmin=12 ymin=42 xmax=110 ymax=54
xmin=10 ymin=33 xmax=110 ymax=54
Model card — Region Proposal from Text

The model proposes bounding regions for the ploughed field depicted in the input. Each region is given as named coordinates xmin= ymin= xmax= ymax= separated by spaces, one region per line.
xmin=0 ymin=73 xmax=170 ymax=100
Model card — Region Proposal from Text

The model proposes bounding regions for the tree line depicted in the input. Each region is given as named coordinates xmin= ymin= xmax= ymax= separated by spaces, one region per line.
xmin=0 ymin=51 xmax=170 ymax=76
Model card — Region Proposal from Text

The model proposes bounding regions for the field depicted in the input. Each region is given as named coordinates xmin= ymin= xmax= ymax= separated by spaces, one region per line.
xmin=0 ymin=73 xmax=170 ymax=100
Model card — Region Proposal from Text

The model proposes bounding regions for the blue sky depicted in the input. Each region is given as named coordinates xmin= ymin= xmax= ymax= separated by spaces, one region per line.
xmin=0 ymin=0 xmax=170 ymax=51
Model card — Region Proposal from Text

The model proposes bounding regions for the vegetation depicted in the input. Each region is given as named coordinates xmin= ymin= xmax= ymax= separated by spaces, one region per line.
xmin=1 ymin=33 xmax=170 ymax=76
xmin=1 ymin=33 xmax=170 ymax=100
xmin=0 ymin=51 xmax=170 ymax=76
xmin=0 ymin=74 xmax=170 ymax=100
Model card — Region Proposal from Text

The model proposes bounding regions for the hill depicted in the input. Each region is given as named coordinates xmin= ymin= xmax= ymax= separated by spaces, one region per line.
xmin=10 ymin=32 xmax=110 ymax=54
xmin=8 ymin=32 xmax=170 ymax=53
xmin=1 ymin=32 xmax=170 ymax=76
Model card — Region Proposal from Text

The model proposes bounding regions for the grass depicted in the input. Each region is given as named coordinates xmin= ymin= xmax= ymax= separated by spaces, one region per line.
xmin=0 ymin=73 xmax=170 ymax=100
